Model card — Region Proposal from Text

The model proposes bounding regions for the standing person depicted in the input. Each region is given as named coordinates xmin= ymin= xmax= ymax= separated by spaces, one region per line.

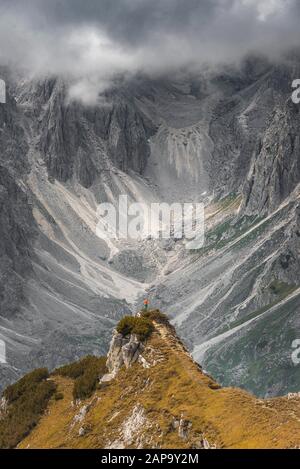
xmin=143 ymin=298 xmax=149 ymax=312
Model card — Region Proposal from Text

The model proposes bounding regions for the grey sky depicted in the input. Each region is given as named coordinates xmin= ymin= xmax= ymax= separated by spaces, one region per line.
xmin=0 ymin=0 xmax=299 ymax=101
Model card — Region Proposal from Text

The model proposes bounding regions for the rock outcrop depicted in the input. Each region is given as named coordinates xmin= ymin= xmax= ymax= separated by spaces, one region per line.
xmin=31 ymin=79 xmax=156 ymax=186
xmin=101 ymin=331 xmax=144 ymax=382
xmin=0 ymin=397 xmax=7 ymax=420
xmin=243 ymin=100 xmax=300 ymax=214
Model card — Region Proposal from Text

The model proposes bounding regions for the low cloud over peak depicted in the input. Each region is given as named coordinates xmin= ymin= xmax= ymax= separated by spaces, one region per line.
xmin=0 ymin=0 xmax=299 ymax=103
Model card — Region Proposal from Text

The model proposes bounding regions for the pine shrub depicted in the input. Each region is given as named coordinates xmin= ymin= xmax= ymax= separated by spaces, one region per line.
xmin=0 ymin=368 xmax=55 ymax=448
xmin=54 ymin=355 xmax=107 ymax=401
xmin=116 ymin=315 xmax=154 ymax=341
xmin=141 ymin=309 xmax=170 ymax=325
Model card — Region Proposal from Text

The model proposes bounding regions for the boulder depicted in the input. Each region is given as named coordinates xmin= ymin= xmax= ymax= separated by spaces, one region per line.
xmin=100 ymin=330 xmax=144 ymax=382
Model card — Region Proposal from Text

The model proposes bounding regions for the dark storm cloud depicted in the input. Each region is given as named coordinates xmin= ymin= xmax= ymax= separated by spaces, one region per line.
xmin=1 ymin=0 xmax=218 ymax=44
xmin=0 ymin=0 xmax=299 ymax=102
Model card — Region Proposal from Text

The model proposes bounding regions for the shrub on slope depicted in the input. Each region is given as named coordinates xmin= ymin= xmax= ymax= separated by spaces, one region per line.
xmin=0 ymin=368 xmax=56 ymax=448
xmin=141 ymin=309 xmax=170 ymax=325
xmin=54 ymin=355 xmax=107 ymax=400
xmin=116 ymin=316 xmax=154 ymax=341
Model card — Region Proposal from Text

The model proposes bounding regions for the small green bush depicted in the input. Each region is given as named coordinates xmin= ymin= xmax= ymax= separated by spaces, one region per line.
xmin=3 ymin=368 xmax=49 ymax=403
xmin=73 ymin=371 xmax=98 ymax=400
xmin=54 ymin=392 xmax=64 ymax=401
xmin=53 ymin=356 xmax=96 ymax=380
xmin=0 ymin=368 xmax=56 ymax=449
xmin=116 ymin=315 xmax=154 ymax=341
xmin=208 ymin=382 xmax=222 ymax=390
xmin=116 ymin=316 xmax=137 ymax=337
xmin=131 ymin=317 xmax=154 ymax=341
xmin=141 ymin=309 xmax=170 ymax=325
xmin=54 ymin=355 xmax=107 ymax=401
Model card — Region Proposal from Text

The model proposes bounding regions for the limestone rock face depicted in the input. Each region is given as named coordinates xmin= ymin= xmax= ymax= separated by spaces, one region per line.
xmin=34 ymin=80 xmax=156 ymax=186
xmin=178 ymin=417 xmax=192 ymax=440
xmin=105 ymin=331 xmax=128 ymax=379
xmin=102 ymin=331 xmax=143 ymax=382
xmin=122 ymin=334 xmax=143 ymax=369
xmin=243 ymin=100 xmax=300 ymax=215
xmin=0 ymin=397 xmax=8 ymax=420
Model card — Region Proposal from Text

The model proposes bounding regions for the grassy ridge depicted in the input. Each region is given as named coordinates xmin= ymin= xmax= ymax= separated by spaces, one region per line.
xmin=0 ymin=313 xmax=169 ymax=448
xmin=16 ymin=317 xmax=300 ymax=449
xmin=0 ymin=368 xmax=56 ymax=449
